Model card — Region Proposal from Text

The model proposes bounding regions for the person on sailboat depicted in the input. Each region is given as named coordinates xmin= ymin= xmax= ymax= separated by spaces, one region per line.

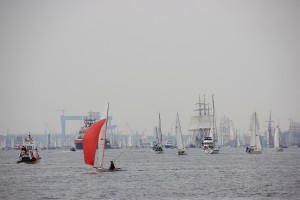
xmin=109 ymin=161 xmax=115 ymax=171
xmin=21 ymin=146 xmax=27 ymax=155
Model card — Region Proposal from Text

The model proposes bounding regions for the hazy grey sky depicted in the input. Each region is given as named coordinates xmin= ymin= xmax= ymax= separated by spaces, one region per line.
xmin=1 ymin=0 xmax=299 ymax=135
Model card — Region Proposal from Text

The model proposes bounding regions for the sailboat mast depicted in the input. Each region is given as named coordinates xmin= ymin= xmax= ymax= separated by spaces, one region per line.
xmin=212 ymin=95 xmax=217 ymax=147
xmin=177 ymin=112 xmax=184 ymax=149
xmin=254 ymin=112 xmax=257 ymax=148
xmin=159 ymin=113 xmax=162 ymax=144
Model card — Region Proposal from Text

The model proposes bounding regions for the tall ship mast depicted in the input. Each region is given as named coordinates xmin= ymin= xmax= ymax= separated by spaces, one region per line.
xmin=265 ymin=110 xmax=274 ymax=148
xmin=288 ymin=119 xmax=300 ymax=147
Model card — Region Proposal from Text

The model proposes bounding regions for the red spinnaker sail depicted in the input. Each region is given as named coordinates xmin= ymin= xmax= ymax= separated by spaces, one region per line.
xmin=83 ymin=119 xmax=106 ymax=166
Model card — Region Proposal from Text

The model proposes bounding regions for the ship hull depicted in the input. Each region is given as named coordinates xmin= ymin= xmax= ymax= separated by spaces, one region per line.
xmin=75 ymin=139 xmax=83 ymax=149
xmin=204 ymin=148 xmax=219 ymax=154
xmin=17 ymin=157 xmax=39 ymax=164
xmin=74 ymin=139 xmax=111 ymax=149
xmin=164 ymin=144 xmax=174 ymax=149
xmin=17 ymin=152 xmax=41 ymax=164
xmin=178 ymin=150 xmax=187 ymax=155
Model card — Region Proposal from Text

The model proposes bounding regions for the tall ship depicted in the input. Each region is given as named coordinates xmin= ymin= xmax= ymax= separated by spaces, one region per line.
xmin=288 ymin=119 xmax=300 ymax=147
xmin=189 ymin=94 xmax=219 ymax=154
xmin=74 ymin=112 xmax=111 ymax=149
xmin=219 ymin=115 xmax=236 ymax=147
xmin=265 ymin=110 xmax=274 ymax=148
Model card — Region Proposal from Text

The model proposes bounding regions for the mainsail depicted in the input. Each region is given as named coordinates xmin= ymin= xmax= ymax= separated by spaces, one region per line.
xmin=249 ymin=112 xmax=261 ymax=150
xmin=175 ymin=113 xmax=184 ymax=151
xmin=83 ymin=119 xmax=106 ymax=166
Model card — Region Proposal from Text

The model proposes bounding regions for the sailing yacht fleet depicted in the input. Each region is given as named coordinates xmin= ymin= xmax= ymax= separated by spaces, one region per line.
xmin=14 ymin=95 xmax=286 ymax=171
xmin=78 ymin=100 xmax=282 ymax=173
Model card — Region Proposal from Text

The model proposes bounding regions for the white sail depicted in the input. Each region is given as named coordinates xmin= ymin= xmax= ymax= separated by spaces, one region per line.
xmin=247 ymin=112 xmax=262 ymax=153
xmin=127 ymin=135 xmax=132 ymax=147
xmin=158 ymin=113 xmax=163 ymax=146
xmin=274 ymin=125 xmax=280 ymax=149
xmin=237 ymin=131 xmax=241 ymax=147
xmin=249 ymin=112 xmax=260 ymax=148
xmin=209 ymin=127 xmax=214 ymax=139
xmin=266 ymin=129 xmax=270 ymax=147
xmin=175 ymin=113 xmax=184 ymax=151
xmin=256 ymin=132 xmax=262 ymax=150
xmin=98 ymin=103 xmax=109 ymax=168
xmin=189 ymin=115 xmax=214 ymax=131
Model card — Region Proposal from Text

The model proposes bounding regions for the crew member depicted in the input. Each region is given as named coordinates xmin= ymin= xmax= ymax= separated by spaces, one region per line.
xmin=109 ymin=161 xmax=115 ymax=170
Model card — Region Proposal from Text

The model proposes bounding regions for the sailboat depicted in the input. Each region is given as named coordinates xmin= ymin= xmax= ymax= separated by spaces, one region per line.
xmin=246 ymin=112 xmax=262 ymax=154
xmin=152 ymin=113 xmax=163 ymax=153
xmin=175 ymin=113 xmax=187 ymax=155
xmin=83 ymin=103 xmax=121 ymax=172
xmin=274 ymin=123 xmax=283 ymax=152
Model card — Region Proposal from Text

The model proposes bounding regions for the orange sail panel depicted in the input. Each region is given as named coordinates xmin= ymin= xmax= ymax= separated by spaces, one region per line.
xmin=83 ymin=119 xmax=106 ymax=166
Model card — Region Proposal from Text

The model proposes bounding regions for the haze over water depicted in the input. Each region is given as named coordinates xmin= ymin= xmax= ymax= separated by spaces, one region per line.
xmin=1 ymin=148 xmax=299 ymax=200
xmin=1 ymin=1 xmax=300 ymax=135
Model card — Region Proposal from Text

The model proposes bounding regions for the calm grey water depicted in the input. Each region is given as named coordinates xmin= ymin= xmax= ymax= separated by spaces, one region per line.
xmin=0 ymin=148 xmax=299 ymax=200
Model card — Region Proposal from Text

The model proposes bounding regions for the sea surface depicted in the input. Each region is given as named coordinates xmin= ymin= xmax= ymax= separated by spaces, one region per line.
xmin=0 ymin=147 xmax=299 ymax=200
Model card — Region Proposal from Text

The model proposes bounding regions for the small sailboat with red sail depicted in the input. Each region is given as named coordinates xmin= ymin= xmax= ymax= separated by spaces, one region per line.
xmin=83 ymin=103 xmax=122 ymax=172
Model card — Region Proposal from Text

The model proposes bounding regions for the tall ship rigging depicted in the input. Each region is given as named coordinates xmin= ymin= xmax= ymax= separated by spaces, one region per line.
xmin=189 ymin=94 xmax=219 ymax=154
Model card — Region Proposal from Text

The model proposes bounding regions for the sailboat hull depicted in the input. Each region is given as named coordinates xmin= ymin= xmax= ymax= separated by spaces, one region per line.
xmin=96 ymin=167 xmax=124 ymax=172
xmin=246 ymin=147 xmax=262 ymax=154
xmin=204 ymin=148 xmax=219 ymax=154
xmin=17 ymin=156 xmax=40 ymax=164
xmin=154 ymin=150 xmax=164 ymax=154
xmin=178 ymin=150 xmax=187 ymax=155
xmin=275 ymin=148 xmax=283 ymax=152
